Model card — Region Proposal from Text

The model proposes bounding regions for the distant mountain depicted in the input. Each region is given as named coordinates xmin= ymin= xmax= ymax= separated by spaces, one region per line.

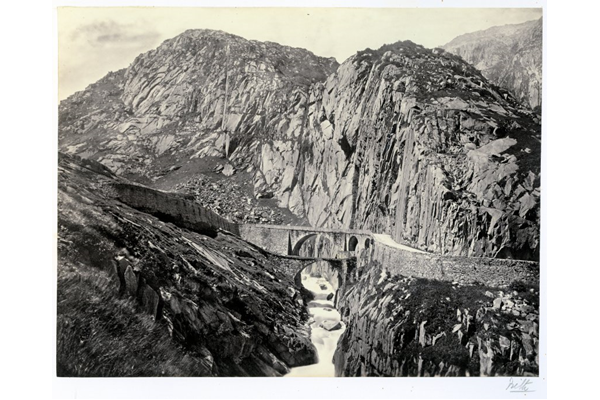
xmin=443 ymin=18 xmax=542 ymax=109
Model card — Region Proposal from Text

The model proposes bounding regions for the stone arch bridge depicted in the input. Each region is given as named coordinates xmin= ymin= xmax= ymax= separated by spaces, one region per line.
xmin=238 ymin=224 xmax=373 ymax=259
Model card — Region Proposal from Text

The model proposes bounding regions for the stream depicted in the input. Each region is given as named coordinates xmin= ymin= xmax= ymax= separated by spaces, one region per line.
xmin=285 ymin=269 xmax=346 ymax=377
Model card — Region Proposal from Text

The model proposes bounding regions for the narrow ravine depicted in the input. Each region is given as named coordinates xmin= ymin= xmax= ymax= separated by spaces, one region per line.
xmin=285 ymin=269 xmax=346 ymax=377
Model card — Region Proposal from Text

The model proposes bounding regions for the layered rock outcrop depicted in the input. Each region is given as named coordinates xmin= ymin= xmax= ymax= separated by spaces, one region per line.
xmin=57 ymin=153 xmax=317 ymax=376
xmin=59 ymin=30 xmax=541 ymax=260
xmin=443 ymin=18 xmax=542 ymax=109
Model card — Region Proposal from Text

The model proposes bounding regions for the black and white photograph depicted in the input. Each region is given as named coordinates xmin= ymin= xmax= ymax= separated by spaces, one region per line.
xmin=52 ymin=1 xmax=546 ymax=395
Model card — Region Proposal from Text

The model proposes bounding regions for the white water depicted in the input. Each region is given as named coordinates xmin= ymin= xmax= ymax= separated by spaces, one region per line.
xmin=285 ymin=270 xmax=346 ymax=377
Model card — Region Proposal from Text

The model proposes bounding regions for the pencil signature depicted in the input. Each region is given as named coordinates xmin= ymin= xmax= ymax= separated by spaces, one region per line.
xmin=506 ymin=377 xmax=535 ymax=393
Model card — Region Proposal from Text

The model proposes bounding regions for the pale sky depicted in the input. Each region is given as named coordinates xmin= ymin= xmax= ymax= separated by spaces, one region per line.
xmin=58 ymin=7 xmax=542 ymax=100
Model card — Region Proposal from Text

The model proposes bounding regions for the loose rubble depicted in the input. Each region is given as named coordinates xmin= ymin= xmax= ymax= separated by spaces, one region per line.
xmin=174 ymin=174 xmax=307 ymax=226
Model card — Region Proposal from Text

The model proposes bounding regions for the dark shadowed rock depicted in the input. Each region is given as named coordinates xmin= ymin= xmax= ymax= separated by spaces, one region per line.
xmin=57 ymin=153 xmax=317 ymax=377
xmin=333 ymin=258 xmax=539 ymax=377
xmin=123 ymin=265 xmax=138 ymax=296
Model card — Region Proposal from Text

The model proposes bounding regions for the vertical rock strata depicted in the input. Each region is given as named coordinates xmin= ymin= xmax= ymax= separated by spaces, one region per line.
xmin=290 ymin=43 xmax=540 ymax=260
xmin=333 ymin=252 xmax=539 ymax=377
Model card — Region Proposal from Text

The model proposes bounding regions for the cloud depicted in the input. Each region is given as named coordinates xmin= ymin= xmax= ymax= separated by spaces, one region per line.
xmin=59 ymin=18 xmax=163 ymax=99
xmin=69 ymin=19 xmax=160 ymax=47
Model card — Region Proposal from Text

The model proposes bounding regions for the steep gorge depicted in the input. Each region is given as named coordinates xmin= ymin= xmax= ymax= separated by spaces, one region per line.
xmin=267 ymin=42 xmax=540 ymax=260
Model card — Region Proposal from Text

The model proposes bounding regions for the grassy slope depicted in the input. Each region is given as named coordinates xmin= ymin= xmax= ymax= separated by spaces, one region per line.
xmin=57 ymin=262 xmax=211 ymax=377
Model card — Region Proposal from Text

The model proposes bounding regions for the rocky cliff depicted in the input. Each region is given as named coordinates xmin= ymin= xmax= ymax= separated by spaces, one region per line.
xmin=57 ymin=153 xmax=317 ymax=376
xmin=442 ymin=18 xmax=542 ymax=109
xmin=265 ymin=41 xmax=541 ymax=260
xmin=333 ymin=250 xmax=539 ymax=377
xmin=59 ymin=30 xmax=541 ymax=260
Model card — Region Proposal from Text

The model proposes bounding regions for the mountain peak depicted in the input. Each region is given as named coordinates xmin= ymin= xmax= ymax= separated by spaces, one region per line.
xmin=172 ymin=28 xmax=249 ymax=45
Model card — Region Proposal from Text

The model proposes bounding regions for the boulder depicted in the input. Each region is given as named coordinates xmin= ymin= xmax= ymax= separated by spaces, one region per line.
xmin=521 ymin=333 xmax=535 ymax=357
xmin=419 ymin=320 xmax=428 ymax=347
xmin=493 ymin=297 xmax=503 ymax=310
xmin=140 ymin=284 xmax=160 ymax=319
xmin=320 ymin=320 xmax=342 ymax=331
xmin=286 ymin=287 xmax=296 ymax=298
xmin=222 ymin=163 xmax=235 ymax=177
xmin=499 ymin=335 xmax=511 ymax=355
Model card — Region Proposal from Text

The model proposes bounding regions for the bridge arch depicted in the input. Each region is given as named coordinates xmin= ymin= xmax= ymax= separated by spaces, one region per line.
xmin=292 ymin=258 xmax=348 ymax=300
xmin=348 ymin=236 xmax=359 ymax=252
xmin=291 ymin=233 xmax=317 ymax=256
xmin=291 ymin=233 xmax=335 ymax=258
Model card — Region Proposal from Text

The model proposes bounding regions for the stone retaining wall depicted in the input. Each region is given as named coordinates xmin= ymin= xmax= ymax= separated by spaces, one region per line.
xmin=365 ymin=241 xmax=539 ymax=287
xmin=113 ymin=183 xmax=239 ymax=237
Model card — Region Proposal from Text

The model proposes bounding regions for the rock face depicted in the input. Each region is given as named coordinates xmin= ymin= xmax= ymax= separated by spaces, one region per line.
xmin=57 ymin=153 xmax=317 ymax=376
xmin=59 ymin=31 xmax=541 ymax=260
xmin=333 ymin=254 xmax=539 ymax=377
xmin=442 ymin=18 xmax=542 ymax=109
xmin=277 ymin=42 xmax=540 ymax=260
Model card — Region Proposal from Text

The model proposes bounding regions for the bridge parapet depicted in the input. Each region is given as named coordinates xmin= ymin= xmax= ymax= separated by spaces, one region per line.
xmin=239 ymin=224 xmax=373 ymax=258
xmin=242 ymin=223 xmax=372 ymax=236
